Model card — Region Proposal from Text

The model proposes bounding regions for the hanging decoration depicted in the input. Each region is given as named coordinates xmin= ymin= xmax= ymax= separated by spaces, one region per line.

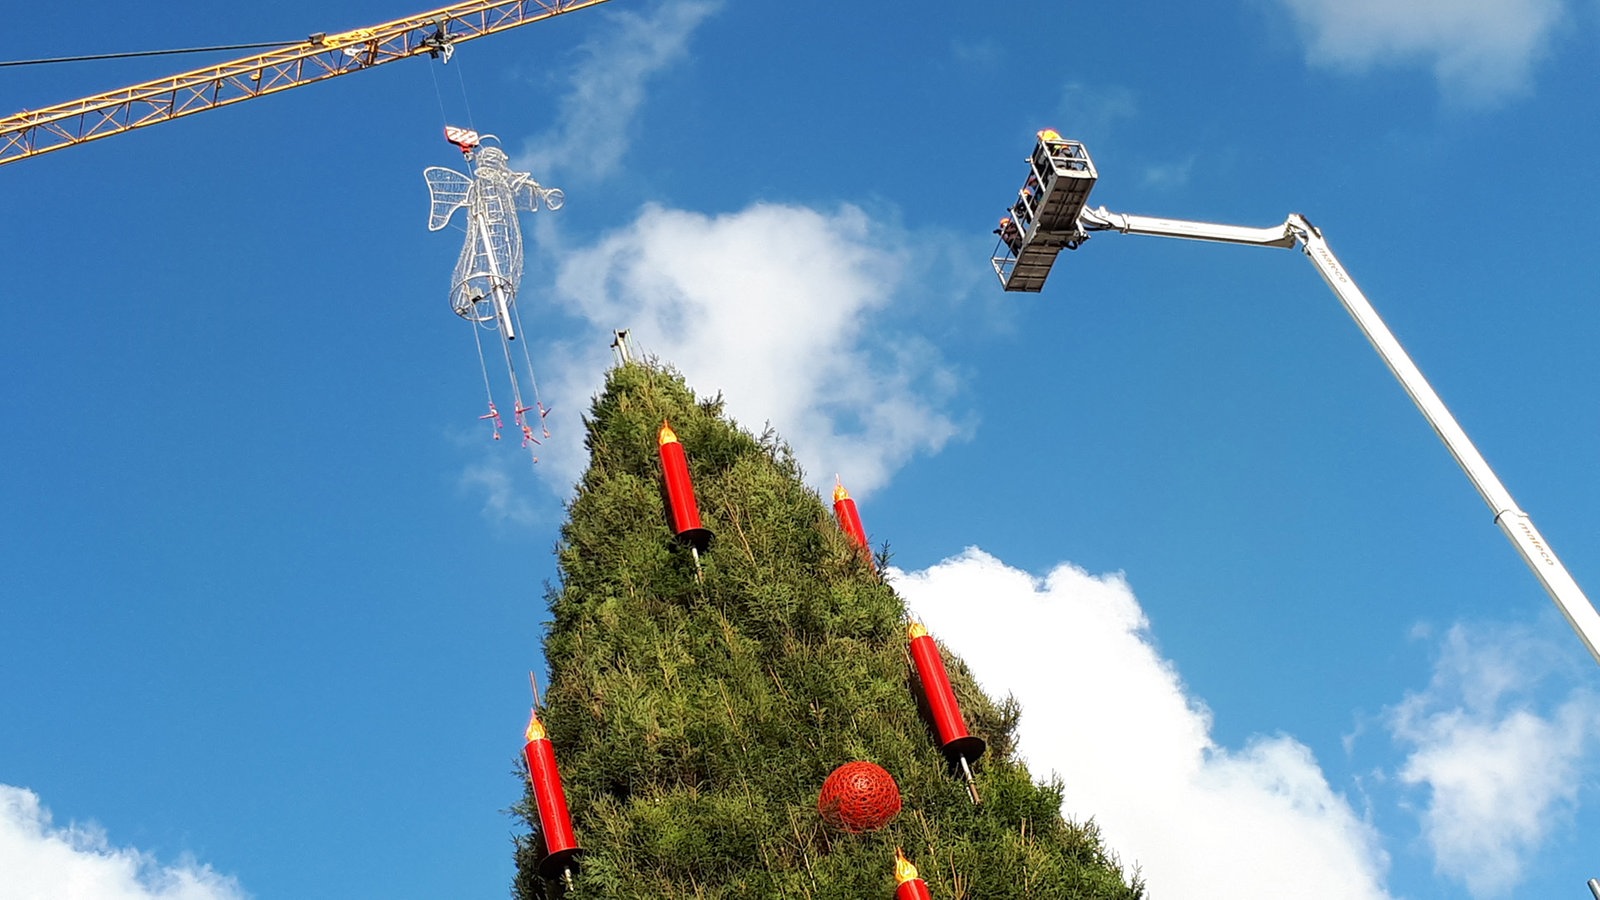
xmin=908 ymin=621 xmax=986 ymax=803
xmin=893 ymin=847 xmax=934 ymax=900
xmin=523 ymin=708 xmax=582 ymax=886
xmin=818 ymin=761 xmax=902 ymax=833
xmin=424 ymin=127 xmax=563 ymax=464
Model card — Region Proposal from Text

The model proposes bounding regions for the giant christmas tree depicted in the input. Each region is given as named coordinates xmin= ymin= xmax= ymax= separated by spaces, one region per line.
xmin=513 ymin=360 xmax=1142 ymax=899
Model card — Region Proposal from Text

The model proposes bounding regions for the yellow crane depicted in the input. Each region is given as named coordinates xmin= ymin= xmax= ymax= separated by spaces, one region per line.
xmin=0 ymin=0 xmax=613 ymax=166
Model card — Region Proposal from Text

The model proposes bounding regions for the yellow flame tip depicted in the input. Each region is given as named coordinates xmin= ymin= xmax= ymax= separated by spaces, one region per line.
xmin=524 ymin=709 xmax=547 ymax=743
xmin=894 ymin=847 xmax=920 ymax=883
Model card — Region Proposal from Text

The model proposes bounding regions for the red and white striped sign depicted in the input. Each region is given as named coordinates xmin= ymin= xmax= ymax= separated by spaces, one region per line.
xmin=444 ymin=125 xmax=480 ymax=150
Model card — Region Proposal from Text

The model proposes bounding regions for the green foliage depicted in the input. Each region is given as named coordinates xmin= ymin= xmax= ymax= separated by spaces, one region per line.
xmin=515 ymin=360 xmax=1142 ymax=899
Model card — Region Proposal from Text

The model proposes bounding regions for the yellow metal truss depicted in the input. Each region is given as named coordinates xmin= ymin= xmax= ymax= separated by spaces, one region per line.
xmin=0 ymin=0 xmax=613 ymax=166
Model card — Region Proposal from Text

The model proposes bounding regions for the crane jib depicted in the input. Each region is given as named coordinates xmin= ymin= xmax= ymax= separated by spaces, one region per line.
xmin=0 ymin=0 xmax=614 ymax=167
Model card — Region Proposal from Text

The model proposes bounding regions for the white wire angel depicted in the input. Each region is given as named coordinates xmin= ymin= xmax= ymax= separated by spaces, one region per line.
xmin=424 ymin=127 xmax=563 ymax=339
xmin=425 ymin=126 xmax=563 ymax=458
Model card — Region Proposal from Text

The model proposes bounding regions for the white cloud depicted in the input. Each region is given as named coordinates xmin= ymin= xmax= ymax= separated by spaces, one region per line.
xmin=1275 ymin=0 xmax=1566 ymax=104
xmin=1388 ymin=623 xmax=1600 ymax=897
xmin=514 ymin=0 xmax=722 ymax=183
xmin=1053 ymin=82 xmax=1138 ymax=145
xmin=1141 ymin=157 xmax=1195 ymax=190
xmin=459 ymin=454 xmax=541 ymax=526
xmin=951 ymin=38 xmax=1003 ymax=67
xmin=538 ymin=202 xmax=962 ymax=498
xmin=0 ymin=785 xmax=245 ymax=900
xmin=890 ymin=548 xmax=1393 ymax=900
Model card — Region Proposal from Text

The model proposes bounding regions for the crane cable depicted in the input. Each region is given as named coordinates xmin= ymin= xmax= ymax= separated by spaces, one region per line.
xmin=0 ymin=41 xmax=301 ymax=68
xmin=511 ymin=296 xmax=548 ymax=438
xmin=429 ymin=55 xmax=508 ymax=447
xmin=469 ymin=313 xmax=502 ymax=439
xmin=424 ymin=44 xmax=477 ymax=134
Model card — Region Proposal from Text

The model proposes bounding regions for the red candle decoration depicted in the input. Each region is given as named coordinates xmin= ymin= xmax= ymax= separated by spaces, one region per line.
xmin=657 ymin=421 xmax=712 ymax=550
xmin=908 ymin=622 xmax=986 ymax=767
xmin=817 ymin=761 xmax=902 ymax=833
xmin=894 ymin=848 xmax=934 ymax=900
xmin=832 ymin=478 xmax=870 ymax=555
xmin=523 ymin=710 xmax=582 ymax=879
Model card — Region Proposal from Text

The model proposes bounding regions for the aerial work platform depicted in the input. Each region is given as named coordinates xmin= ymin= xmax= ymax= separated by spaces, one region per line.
xmin=992 ymin=229 xmax=1076 ymax=293
xmin=992 ymin=133 xmax=1098 ymax=292
xmin=1027 ymin=137 xmax=1097 ymax=232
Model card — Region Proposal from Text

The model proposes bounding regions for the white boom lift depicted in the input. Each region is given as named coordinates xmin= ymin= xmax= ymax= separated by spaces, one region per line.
xmin=995 ymin=134 xmax=1600 ymax=666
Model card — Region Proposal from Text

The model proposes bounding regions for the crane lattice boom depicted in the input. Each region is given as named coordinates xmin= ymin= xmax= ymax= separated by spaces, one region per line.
xmin=0 ymin=0 xmax=612 ymax=166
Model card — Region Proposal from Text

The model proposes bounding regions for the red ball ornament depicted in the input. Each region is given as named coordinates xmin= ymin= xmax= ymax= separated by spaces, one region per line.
xmin=817 ymin=761 xmax=902 ymax=833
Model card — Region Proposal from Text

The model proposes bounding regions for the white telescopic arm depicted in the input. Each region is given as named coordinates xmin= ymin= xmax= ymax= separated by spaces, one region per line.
xmin=1079 ymin=207 xmax=1299 ymax=248
xmin=1080 ymin=207 xmax=1600 ymax=665
xmin=1294 ymin=217 xmax=1600 ymax=663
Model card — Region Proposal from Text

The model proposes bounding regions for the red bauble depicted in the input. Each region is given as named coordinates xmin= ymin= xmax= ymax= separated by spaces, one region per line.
xmin=817 ymin=761 xmax=902 ymax=833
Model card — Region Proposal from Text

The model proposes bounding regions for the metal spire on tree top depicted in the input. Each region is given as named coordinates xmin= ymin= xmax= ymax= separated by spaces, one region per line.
xmin=610 ymin=329 xmax=635 ymax=366
xmin=425 ymin=127 xmax=562 ymax=462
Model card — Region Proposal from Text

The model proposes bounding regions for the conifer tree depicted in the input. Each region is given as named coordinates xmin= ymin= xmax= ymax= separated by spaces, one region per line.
xmin=513 ymin=360 xmax=1142 ymax=899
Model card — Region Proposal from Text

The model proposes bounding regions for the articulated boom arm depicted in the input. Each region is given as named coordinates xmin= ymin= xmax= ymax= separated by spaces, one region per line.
xmin=0 ymin=0 xmax=612 ymax=166
xmin=1078 ymin=206 xmax=1299 ymax=248
xmin=1079 ymin=205 xmax=1600 ymax=664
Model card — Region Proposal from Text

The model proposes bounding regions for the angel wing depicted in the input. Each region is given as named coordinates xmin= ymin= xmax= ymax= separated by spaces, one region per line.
xmin=423 ymin=166 xmax=473 ymax=231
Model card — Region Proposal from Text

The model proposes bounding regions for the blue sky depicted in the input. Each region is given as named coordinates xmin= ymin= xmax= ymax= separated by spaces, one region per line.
xmin=3 ymin=1 xmax=1599 ymax=897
